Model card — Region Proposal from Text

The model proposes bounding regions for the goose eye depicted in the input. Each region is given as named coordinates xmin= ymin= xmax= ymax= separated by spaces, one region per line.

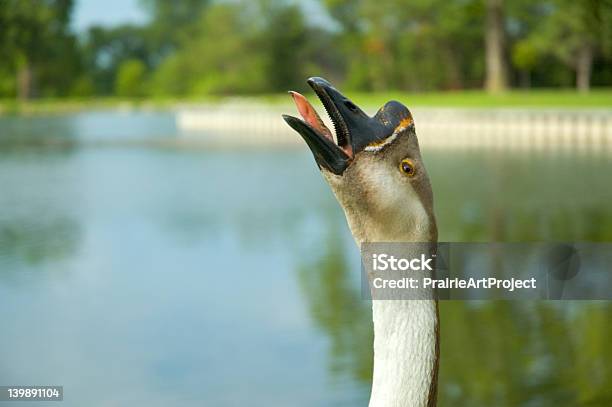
xmin=400 ymin=159 xmax=416 ymax=177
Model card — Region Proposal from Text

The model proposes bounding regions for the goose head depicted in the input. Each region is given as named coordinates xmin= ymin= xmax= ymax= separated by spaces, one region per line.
xmin=283 ymin=77 xmax=436 ymax=243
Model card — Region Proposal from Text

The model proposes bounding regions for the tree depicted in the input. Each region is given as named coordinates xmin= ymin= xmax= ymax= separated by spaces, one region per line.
xmin=150 ymin=3 xmax=267 ymax=96
xmin=521 ymin=0 xmax=612 ymax=92
xmin=259 ymin=4 xmax=309 ymax=92
xmin=139 ymin=0 xmax=210 ymax=57
xmin=81 ymin=25 xmax=153 ymax=95
xmin=323 ymin=0 xmax=485 ymax=91
xmin=0 ymin=0 xmax=76 ymax=99
xmin=485 ymin=0 xmax=508 ymax=92
xmin=149 ymin=0 xmax=328 ymax=96
xmin=115 ymin=59 xmax=147 ymax=97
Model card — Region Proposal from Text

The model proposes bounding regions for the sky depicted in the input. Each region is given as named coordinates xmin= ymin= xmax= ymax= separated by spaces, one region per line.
xmin=72 ymin=0 xmax=148 ymax=32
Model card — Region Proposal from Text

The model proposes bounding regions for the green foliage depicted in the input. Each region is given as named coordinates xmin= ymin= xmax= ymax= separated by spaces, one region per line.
xmin=512 ymin=40 xmax=538 ymax=71
xmin=150 ymin=3 xmax=266 ymax=96
xmin=149 ymin=1 xmax=324 ymax=96
xmin=140 ymin=0 xmax=210 ymax=51
xmin=533 ymin=0 xmax=611 ymax=63
xmin=115 ymin=59 xmax=148 ymax=97
xmin=260 ymin=4 xmax=310 ymax=92
xmin=513 ymin=0 xmax=612 ymax=87
xmin=0 ymin=0 xmax=612 ymax=99
xmin=149 ymin=54 xmax=192 ymax=96
xmin=0 ymin=67 xmax=16 ymax=97
xmin=0 ymin=0 xmax=79 ymax=98
xmin=82 ymin=25 xmax=153 ymax=95
xmin=325 ymin=0 xmax=486 ymax=91
xmin=0 ymin=0 xmax=73 ymax=59
xmin=70 ymin=76 xmax=96 ymax=97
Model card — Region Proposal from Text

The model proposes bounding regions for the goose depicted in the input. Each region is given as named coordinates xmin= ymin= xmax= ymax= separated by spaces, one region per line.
xmin=283 ymin=77 xmax=439 ymax=407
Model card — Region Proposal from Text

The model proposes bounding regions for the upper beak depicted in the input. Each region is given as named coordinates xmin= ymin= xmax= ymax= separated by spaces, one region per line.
xmin=283 ymin=77 xmax=413 ymax=175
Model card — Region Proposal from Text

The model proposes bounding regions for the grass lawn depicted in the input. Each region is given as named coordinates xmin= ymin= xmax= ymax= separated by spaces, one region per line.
xmin=1 ymin=89 xmax=611 ymax=115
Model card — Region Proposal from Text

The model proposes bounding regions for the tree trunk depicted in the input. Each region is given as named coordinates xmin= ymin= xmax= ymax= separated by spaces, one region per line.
xmin=17 ymin=60 xmax=34 ymax=101
xmin=485 ymin=0 xmax=508 ymax=93
xmin=576 ymin=42 xmax=593 ymax=93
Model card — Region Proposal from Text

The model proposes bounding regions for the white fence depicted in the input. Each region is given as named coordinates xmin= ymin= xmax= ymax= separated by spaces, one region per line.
xmin=177 ymin=105 xmax=612 ymax=153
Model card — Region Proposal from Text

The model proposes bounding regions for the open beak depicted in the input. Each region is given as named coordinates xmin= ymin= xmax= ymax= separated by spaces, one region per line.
xmin=283 ymin=77 xmax=413 ymax=175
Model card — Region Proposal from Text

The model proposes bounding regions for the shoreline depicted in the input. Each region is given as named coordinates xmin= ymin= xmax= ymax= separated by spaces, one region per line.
xmin=1 ymin=89 xmax=612 ymax=116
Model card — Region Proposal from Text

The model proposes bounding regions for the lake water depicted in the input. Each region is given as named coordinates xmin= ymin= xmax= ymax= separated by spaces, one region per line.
xmin=1 ymin=111 xmax=611 ymax=406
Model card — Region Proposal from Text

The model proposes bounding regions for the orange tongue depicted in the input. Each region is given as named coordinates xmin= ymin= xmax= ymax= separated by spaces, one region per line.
xmin=289 ymin=91 xmax=333 ymax=142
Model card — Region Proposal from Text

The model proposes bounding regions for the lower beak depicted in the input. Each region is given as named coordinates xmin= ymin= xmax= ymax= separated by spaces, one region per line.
xmin=282 ymin=114 xmax=351 ymax=175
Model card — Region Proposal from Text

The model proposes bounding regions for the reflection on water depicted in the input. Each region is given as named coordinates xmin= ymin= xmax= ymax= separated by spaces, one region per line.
xmin=0 ymin=110 xmax=176 ymax=143
xmin=0 ymin=217 xmax=80 ymax=268
xmin=1 ymin=112 xmax=611 ymax=406
xmin=296 ymin=218 xmax=372 ymax=403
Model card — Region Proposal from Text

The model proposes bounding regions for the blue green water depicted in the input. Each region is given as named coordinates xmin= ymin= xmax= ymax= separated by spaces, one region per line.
xmin=1 ymin=111 xmax=611 ymax=406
